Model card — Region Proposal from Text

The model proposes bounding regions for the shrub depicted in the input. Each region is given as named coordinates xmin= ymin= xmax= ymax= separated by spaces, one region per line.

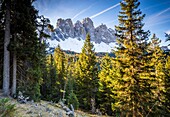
xmin=0 ymin=98 xmax=16 ymax=117
xmin=67 ymin=91 xmax=79 ymax=110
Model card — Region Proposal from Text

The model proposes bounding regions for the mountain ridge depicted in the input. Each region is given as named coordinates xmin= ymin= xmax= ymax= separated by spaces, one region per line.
xmin=50 ymin=17 xmax=116 ymax=44
xmin=47 ymin=17 xmax=117 ymax=52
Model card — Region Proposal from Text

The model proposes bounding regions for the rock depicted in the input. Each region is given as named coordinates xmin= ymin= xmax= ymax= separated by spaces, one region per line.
xmin=50 ymin=17 xmax=116 ymax=44
xmin=56 ymin=18 xmax=74 ymax=38
xmin=58 ymin=101 xmax=75 ymax=117
xmin=17 ymin=91 xmax=29 ymax=104
xmin=94 ymin=24 xmax=116 ymax=44
xmin=82 ymin=17 xmax=95 ymax=41
xmin=58 ymin=111 xmax=64 ymax=117
xmin=38 ymin=113 xmax=42 ymax=117
xmin=74 ymin=20 xmax=86 ymax=39
xmin=46 ymin=107 xmax=52 ymax=112
xmin=26 ymin=110 xmax=33 ymax=114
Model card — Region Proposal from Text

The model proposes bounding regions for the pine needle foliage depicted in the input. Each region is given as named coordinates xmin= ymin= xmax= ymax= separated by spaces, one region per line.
xmin=113 ymin=0 xmax=161 ymax=116
xmin=75 ymin=34 xmax=98 ymax=112
xmin=98 ymin=54 xmax=117 ymax=115
xmin=53 ymin=45 xmax=67 ymax=101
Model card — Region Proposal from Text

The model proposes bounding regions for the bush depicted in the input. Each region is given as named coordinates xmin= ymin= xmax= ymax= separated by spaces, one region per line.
xmin=67 ymin=91 xmax=79 ymax=110
xmin=0 ymin=98 xmax=16 ymax=117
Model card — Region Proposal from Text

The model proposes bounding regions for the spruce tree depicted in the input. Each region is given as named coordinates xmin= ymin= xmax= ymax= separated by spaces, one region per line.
xmin=41 ymin=54 xmax=58 ymax=101
xmin=164 ymin=34 xmax=170 ymax=114
xmin=0 ymin=0 xmax=48 ymax=99
xmin=11 ymin=0 xmax=44 ymax=101
xmin=75 ymin=34 xmax=98 ymax=113
xmin=147 ymin=34 xmax=166 ymax=115
xmin=165 ymin=33 xmax=170 ymax=47
xmin=53 ymin=45 xmax=67 ymax=102
xmin=11 ymin=0 xmax=17 ymax=96
xmin=65 ymin=56 xmax=79 ymax=109
xmin=165 ymin=56 xmax=170 ymax=114
xmin=114 ymin=0 xmax=156 ymax=116
xmin=98 ymin=54 xmax=116 ymax=115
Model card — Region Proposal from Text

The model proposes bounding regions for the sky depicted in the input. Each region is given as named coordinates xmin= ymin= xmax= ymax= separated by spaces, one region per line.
xmin=33 ymin=0 xmax=170 ymax=46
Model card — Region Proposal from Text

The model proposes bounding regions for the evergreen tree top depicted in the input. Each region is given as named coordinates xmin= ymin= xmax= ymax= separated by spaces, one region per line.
xmin=81 ymin=33 xmax=95 ymax=54
xmin=115 ymin=0 xmax=150 ymax=47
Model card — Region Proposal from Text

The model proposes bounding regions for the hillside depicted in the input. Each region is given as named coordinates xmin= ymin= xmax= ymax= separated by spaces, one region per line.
xmin=0 ymin=99 xmax=108 ymax=117
xmin=0 ymin=91 xmax=108 ymax=117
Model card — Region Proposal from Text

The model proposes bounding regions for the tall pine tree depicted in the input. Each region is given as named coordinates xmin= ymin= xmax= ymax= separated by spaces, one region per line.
xmin=10 ymin=0 xmax=45 ymax=101
xmin=41 ymin=54 xmax=58 ymax=101
xmin=75 ymin=34 xmax=98 ymax=113
xmin=53 ymin=45 xmax=67 ymax=102
xmin=98 ymin=54 xmax=116 ymax=115
xmin=164 ymin=33 xmax=170 ymax=114
xmin=164 ymin=56 xmax=170 ymax=114
xmin=147 ymin=34 xmax=166 ymax=115
xmin=113 ymin=0 xmax=158 ymax=116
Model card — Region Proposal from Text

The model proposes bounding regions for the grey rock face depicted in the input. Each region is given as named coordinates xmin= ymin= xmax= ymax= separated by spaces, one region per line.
xmin=94 ymin=24 xmax=116 ymax=44
xmin=52 ymin=17 xmax=116 ymax=44
xmin=56 ymin=18 xmax=74 ymax=38
xmin=74 ymin=20 xmax=86 ymax=39
xmin=82 ymin=17 xmax=95 ymax=41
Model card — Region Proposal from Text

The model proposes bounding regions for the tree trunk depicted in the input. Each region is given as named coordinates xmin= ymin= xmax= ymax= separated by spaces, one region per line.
xmin=0 ymin=0 xmax=2 ymax=11
xmin=12 ymin=0 xmax=17 ymax=96
xmin=12 ymin=44 xmax=17 ymax=95
xmin=3 ymin=0 xmax=10 ymax=96
xmin=91 ymin=98 xmax=96 ymax=114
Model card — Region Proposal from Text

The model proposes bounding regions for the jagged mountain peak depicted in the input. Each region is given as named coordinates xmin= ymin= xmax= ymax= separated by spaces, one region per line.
xmin=48 ymin=17 xmax=116 ymax=52
xmin=54 ymin=17 xmax=116 ymax=43
xmin=82 ymin=17 xmax=94 ymax=28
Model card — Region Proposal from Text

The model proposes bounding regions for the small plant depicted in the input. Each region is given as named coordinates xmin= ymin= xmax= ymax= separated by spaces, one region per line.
xmin=0 ymin=98 xmax=16 ymax=117
xmin=67 ymin=91 xmax=79 ymax=110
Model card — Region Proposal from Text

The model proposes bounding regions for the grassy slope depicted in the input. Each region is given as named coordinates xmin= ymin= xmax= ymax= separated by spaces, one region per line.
xmin=2 ymin=98 xmax=109 ymax=117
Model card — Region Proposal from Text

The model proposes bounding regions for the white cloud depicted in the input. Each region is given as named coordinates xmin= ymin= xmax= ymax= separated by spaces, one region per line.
xmin=90 ymin=3 xmax=120 ymax=19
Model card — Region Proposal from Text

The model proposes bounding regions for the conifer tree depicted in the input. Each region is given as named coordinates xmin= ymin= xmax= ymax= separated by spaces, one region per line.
xmin=147 ymin=34 xmax=166 ymax=115
xmin=41 ymin=54 xmax=58 ymax=101
xmin=66 ymin=56 xmax=76 ymax=97
xmin=36 ymin=15 xmax=52 ymax=100
xmin=98 ymin=54 xmax=116 ymax=115
xmin=66 ymin=56 xmax=79 ymax=109
xmin=53 ymin=45 xmax=67 ymax=102
xmin=75 ymin=34 xmax=98 ymax=113
xmin=164 ymin=56 xmax=170 ymax=114
xmin=114 ymin=0 xmax=157 ymax=116
xmin=0 ymin=0 xmax=48 ymax=99
xmin=165 ymin=33 xmax=170 ymax=47
xmin=11 ymin=0 xmax=44 ymax=101
xmin=11 ymin=0 xmax=17 ymax=96
xmin=164 ymin=33 xmax=170 ymax=114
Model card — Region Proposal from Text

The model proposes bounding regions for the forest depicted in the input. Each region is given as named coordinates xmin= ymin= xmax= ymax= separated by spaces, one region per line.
xmin=0 ymin=0 xmax=170 ymax=116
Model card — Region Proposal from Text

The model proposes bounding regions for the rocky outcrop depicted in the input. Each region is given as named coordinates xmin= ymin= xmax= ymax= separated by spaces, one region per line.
xmin=74 ymin=20 xmax=86 ymax=40
xmin=56 ymin=18 xmax=74 ymax=38
xmin=94 ymin=24 xmax=116 ymax=44
xmin=82 ymin=18 xmax=95 ymax=41
xmin=51 ymin=17 xmax=116 ymax=44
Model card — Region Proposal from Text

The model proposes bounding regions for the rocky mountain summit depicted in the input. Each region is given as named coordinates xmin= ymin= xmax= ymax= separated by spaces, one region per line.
xmin=51 ymin=17 xmax=116 ymax=44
